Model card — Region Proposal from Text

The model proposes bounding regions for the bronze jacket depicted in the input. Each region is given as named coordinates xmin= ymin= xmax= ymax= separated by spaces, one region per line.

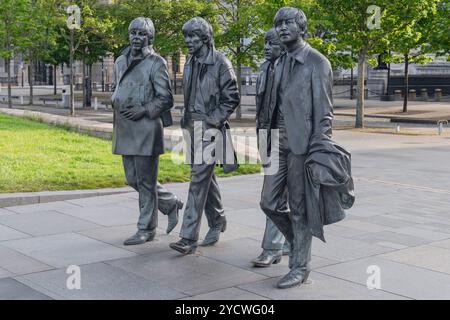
xmin=255 ymin=60 xmax=274 ymax=130
xmin=182 ymin=47 xmax=240 ymax=173
xmin=305 ymin=133 xmax=355 ymax=242
xmin=111 ymin=47 xmax=173 ymax=156
xmin=271 ymin=43 xmax=334 ymax=155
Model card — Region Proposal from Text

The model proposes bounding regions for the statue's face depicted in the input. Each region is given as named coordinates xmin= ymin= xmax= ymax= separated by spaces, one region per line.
xmin=129 ymin=27 xmax=149 ymax=51
xmin=264 ymin=37 xmax=282 ymax=62
xmin=275 ymin=16 xmax=302 ymax=44
xmin=184 ymin=31 xmax=205 ymax=56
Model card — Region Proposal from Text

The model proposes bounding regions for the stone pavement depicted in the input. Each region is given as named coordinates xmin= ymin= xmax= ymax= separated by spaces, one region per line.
xmin=1 ymin=130 xmax=450 ymax=300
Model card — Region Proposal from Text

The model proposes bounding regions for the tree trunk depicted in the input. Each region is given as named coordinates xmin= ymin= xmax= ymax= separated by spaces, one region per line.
xmin=350 ymin=65 xmax=354 ymax=100
xmin=172 ymin=53 xmax=177 ymax=95
xmin=403 ymin=53 xmax=409 ymax=113
xmin=53 ymin=64 xmax=57 ymax=95
xmin=82 ymin=59 xmax=86 ymax=108
xmin=86 ymin=64 xmax=92 ymax=108
xmin=386 ymin=50 xmax=391 ymax=96
xmin=355 ymin=48 xmax=366 ymax=128
xmin=7 ymin=56 xmax=12 ymax=109
xmin=29 ymin=59 xmax=34 ymax=105
xmin=235 ymin=45 xmax=242 ymax=120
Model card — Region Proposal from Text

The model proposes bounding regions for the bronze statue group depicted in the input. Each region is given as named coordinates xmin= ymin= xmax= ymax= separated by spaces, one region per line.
xmin=111 ymin=7 xmax=354 ymax=289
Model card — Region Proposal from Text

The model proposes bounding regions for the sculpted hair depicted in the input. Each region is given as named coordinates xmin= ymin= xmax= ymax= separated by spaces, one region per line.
xmin=273 ymin=7 xmax=308 ymax=39
xmin=264 ymin=28 xmax=281 ymax=45
xmin=128 ymin=17 xmax=155 ymax=40
xmin=182 ymin=17 xmax=214 ymax=47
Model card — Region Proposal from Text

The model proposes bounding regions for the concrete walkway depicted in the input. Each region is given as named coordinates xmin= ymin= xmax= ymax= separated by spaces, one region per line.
xmin=1 ymin=130 xmax=450 ymax=299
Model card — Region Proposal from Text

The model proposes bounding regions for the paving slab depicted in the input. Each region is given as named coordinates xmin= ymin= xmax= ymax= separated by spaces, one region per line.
xmin=65 ymin=193 xmax=136 ymax=207
xmin=2 ymin=233 xmax=136 ymax=268
xmin=107 ymin=251 xmax=267 ymax=296
xmin=56 ymin=204 xmax=139 ymax=227
xmin=238 ymin=271 xmax=406 ymax=300
xmin=0 ymin=278 xmax=52 ymax=300
xmin=0 ymin=224 xmax=30 ymax=242
xmin=0 ymin=245 xmax=53 ymax=275
xmin=0 ymin=208 xmax=15 ymax=216
xmin=380 ymin=245 xmax=450 ymax=275
xmin=200 ymin=237 xmax=338 ymax=278
xmin=0 ymin=268 xmax=13 ymax=279
xmin=316 ymin=257 xmax=450 ymax=299
xmin=19 ymin=262 xmax=185 ymax=300
xmin=312 ymin=234 xmax=395 ymax=262
xmin=429 ymin=239 xmax=450 ymax=250
xmin=78 ymin=224 xmax=180 ymax=255
xmin=0 ymin=211 xmax=99 ymax=236
xmin=350 ymin=230 xmax=430 ymax=247
xmin=181 ymin=287 xmax=268 ymax=300
xmin=4 ymin=201 xmax=83 ymax=214
xmin=393 ymin=226 xmax=450 ymax=241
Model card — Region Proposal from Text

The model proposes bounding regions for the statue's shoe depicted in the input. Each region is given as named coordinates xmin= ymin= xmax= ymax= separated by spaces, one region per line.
xmin=123 ymin=230 xmax=155 ymax=246
xmin=200 ymin=217 xmax=227 ymax=246
xmin=277 ymin=268 xmax=310 ymax=289
xmin=166 ymin=199 xmax=184 ymax=234
xmin=251 ymin=250 xmax=282 ymax=267
xmin=169 ymin=238 xmax=198 ymax=255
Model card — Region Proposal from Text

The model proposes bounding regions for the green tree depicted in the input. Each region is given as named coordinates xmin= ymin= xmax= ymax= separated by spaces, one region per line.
xmin=384 ymin=0 xmax=438 ymax=112
xmin=423 ymin=0 xmax=450 ymax=59
xmin=21 ymin=0 xmax=60 ymax=105
xmin=317 ymin=0 xmax=395 ymax=128
xmin=0 ymin=0 xmax=30 ymax=108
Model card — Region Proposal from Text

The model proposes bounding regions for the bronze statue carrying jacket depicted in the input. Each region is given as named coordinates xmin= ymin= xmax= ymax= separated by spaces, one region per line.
xmin=111 ymin=47 xmax=173 ymax=156
xmin=271 ymin=43 xmax=334 ymax=155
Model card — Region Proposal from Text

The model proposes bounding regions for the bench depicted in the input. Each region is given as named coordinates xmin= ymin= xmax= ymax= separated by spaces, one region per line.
xmin=1 ymin=95 xmax=20 ymax=102
xmin=39 ymin=97 xmax=63 ymax=105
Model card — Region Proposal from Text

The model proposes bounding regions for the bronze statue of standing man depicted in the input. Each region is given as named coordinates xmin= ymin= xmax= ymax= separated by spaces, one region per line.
xmin=111 ymin=17 xmax=183 ymax=246
xmin=260 ymin=7 xmax=336 ymax=288
xmin=252 ymin=28 xmax=290 ymax=268
xmin=170 ymin=17 xmax=240 ymax=255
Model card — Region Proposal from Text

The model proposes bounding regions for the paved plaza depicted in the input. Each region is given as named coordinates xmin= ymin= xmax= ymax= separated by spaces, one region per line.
xmin=1 ymin=129 xmax=450 ymax=300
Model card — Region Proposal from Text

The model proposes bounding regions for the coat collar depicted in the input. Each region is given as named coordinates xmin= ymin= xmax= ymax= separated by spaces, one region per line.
xmin=186 ymin=46 xmax=216 ymax=66
xmin=126 ymin=46 xmax=154 ymax=65
xmin=286 ymin=42 xmax=309 ymax=64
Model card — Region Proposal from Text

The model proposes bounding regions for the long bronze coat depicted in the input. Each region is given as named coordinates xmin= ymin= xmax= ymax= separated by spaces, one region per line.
xmin=111 ymin=47 xmax=173 ymax=156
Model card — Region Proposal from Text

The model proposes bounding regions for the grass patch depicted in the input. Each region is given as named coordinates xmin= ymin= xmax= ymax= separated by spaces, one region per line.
xmin=0 ymin=113 xmax=260 ymax=193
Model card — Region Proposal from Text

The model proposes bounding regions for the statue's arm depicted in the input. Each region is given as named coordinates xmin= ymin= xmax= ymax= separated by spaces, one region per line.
xmin=146 ymin=59 xmax=174 ymax=119
xmin=311 ymin=57 xmax=333 ymax=137
xmin=208 ymin=60 xmax=240 ymax=126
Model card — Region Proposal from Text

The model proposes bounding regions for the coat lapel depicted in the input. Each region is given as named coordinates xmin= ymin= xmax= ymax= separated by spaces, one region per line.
xmin=118 ymin=47 xmax=154 ymax=86
xmin=183 ymin=56 xmax=192 ymax=109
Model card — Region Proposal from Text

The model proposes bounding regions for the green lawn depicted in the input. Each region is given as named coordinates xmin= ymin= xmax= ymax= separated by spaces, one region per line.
xmin=0 ymin=113 xmax=261 ymax=193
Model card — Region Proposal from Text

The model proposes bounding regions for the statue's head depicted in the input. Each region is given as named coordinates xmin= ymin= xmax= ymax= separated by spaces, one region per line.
xmin=273 ymin=7 xmax=307 ymax=44
xmin=263 ymin=28 xmax=283 ymax=62
xmin=128 ymin=17 xmax=155 ymax=51
xmin=182 ymin=17 xmax=214 ymax=56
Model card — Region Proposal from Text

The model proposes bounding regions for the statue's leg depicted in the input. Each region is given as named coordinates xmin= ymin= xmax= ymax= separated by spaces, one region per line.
xmin=122 ymin=155 xmax=138 ymax=191
xmin=286 ymin=153 xmax=312 ymax=271
xmin=262 ymin=188 xmax=289 ymax=250
xmin=133 ymin=155 xmax=159 ymax=232
xmin=179 ymin=159 xmax=216 ymax=242
xmin=259 ymin=135 xmax=293 ymax=243
xmin=204 ymin=173 xmax=225 ymax=228
xmin=156 ymin=182 xmax=180 ymax=215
